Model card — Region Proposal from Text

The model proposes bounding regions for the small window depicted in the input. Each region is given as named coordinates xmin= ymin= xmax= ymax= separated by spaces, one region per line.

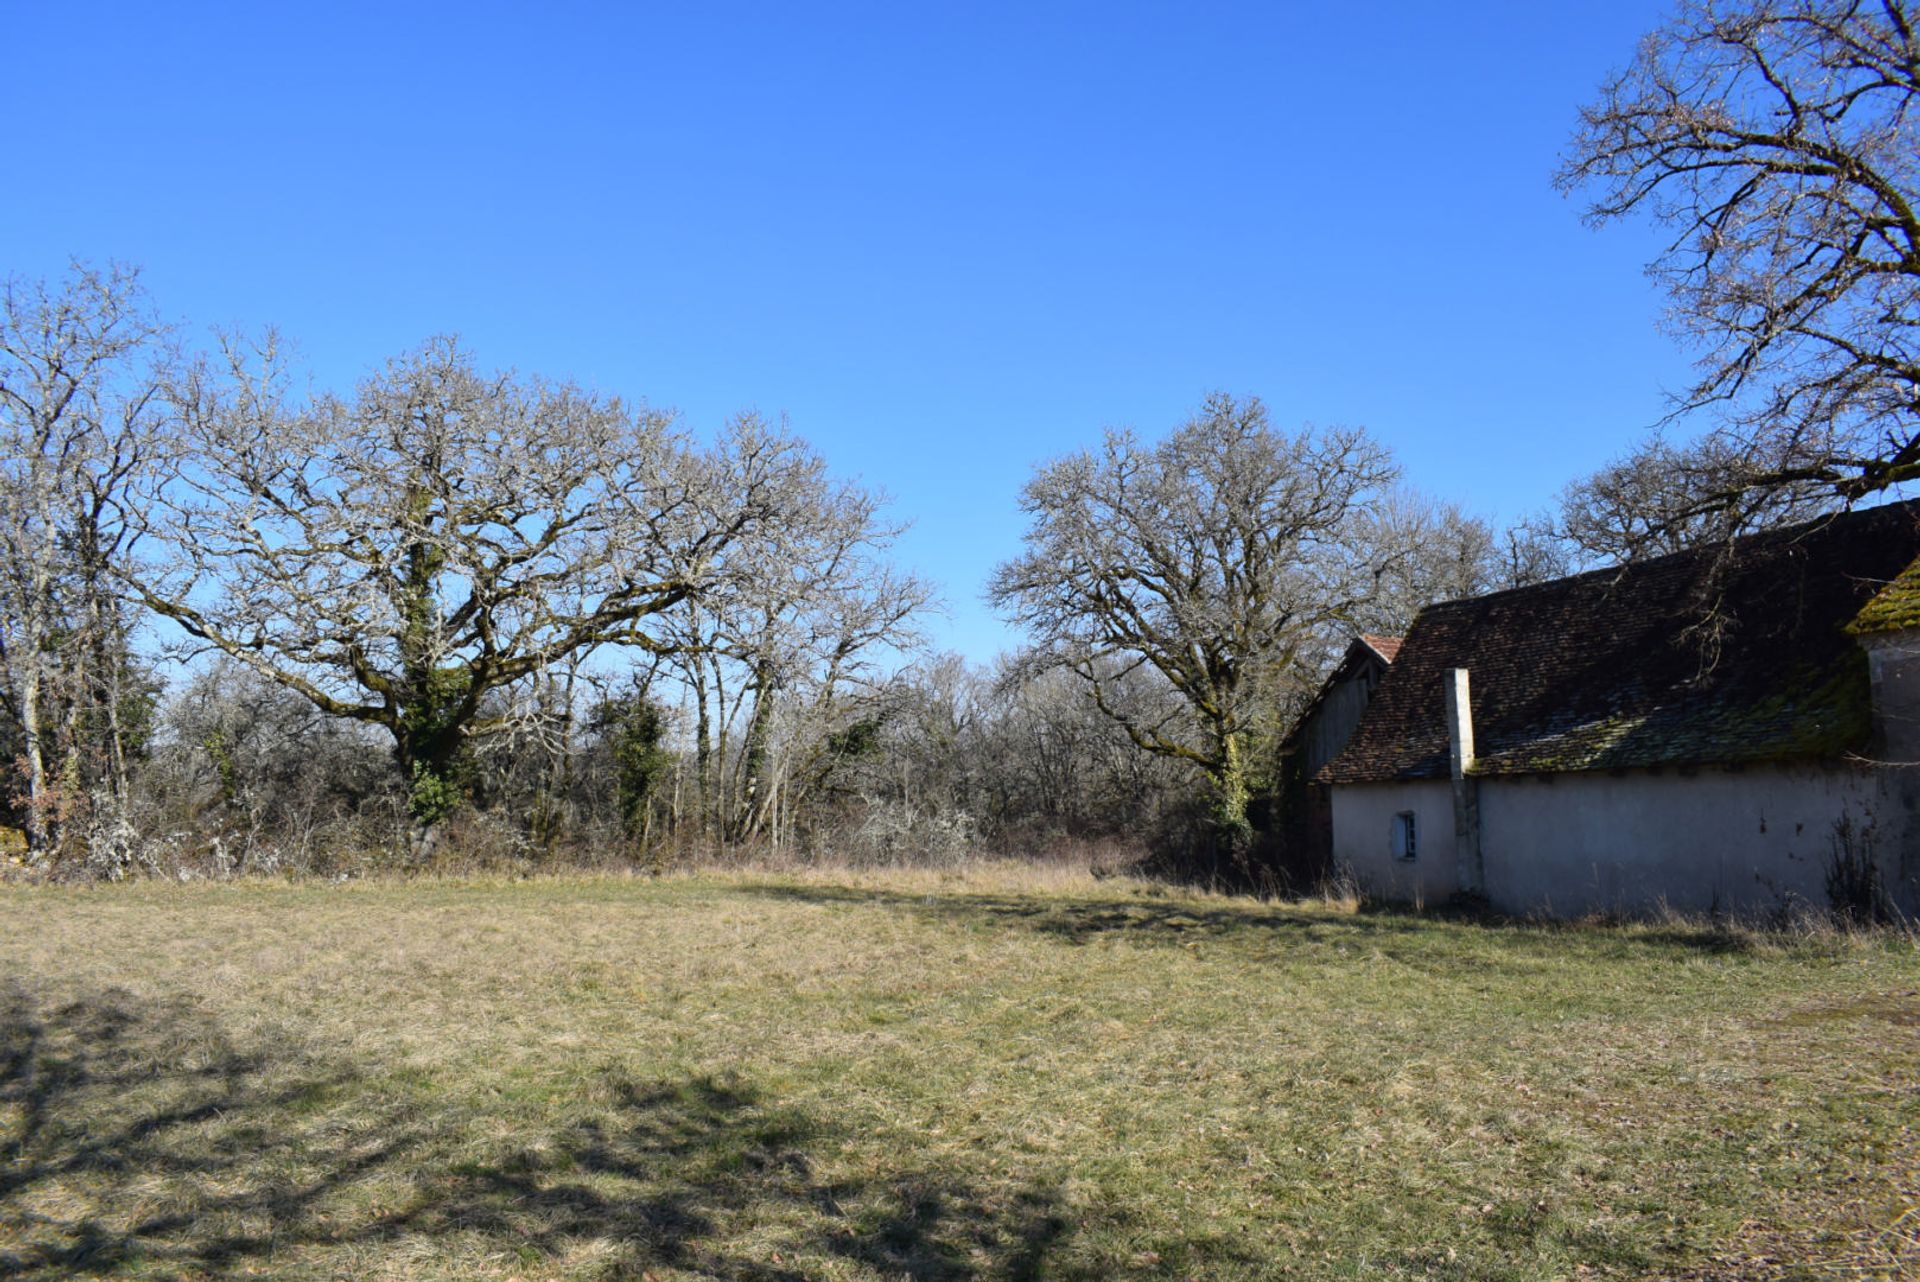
xmin=1390 ymin=811 xmax=1417 ymax=861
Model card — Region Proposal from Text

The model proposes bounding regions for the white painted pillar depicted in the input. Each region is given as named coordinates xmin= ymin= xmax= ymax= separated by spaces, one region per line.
xmin=1446 ymin=668 xmax=1484 ymax=897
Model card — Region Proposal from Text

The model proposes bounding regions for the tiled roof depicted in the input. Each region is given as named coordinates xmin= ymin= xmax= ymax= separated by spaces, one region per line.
xmin=1282 ymin=634 xmax=1398 ymax=756
xmin=1322 ymin=500 xmax=1920 ymax=784
xmin=1849 ymin=555 xmax=1920 ymax=636
xmin=1359 ymin=634 xmax=1403 ymax=662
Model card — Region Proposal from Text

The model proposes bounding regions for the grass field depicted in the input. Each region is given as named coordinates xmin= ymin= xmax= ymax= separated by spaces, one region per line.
xmin=1 ymin=866 xmax=1916 ymax=1281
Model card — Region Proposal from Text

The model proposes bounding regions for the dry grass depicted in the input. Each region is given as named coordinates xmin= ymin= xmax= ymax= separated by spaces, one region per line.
xmin=1 ymin=864 xmax=1916 ymax=1279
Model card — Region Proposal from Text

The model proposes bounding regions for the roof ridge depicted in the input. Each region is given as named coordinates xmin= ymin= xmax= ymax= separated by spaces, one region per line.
xmin=1417 ymin=495 xmax=1920 ymax=615
xmin=1320 ymin=494 xmax=1920 ymax=784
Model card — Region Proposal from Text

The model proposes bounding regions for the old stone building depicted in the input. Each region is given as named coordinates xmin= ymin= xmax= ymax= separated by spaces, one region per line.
xmin=1320 ymin=500 xmax=1920 ymax=919
xmin=1274 ymin=634 xmax=1398 ymax=884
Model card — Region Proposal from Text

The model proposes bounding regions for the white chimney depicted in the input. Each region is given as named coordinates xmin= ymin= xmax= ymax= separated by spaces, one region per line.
xmin=1446 ymin=668 xmax=1475 ymax=779
xmin=1446 ymin=668 xmax=1484 ymax=897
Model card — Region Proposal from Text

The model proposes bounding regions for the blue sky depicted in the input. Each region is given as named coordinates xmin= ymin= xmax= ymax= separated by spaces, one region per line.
xmin=5 ymin=1 xmax=1693 ymax=662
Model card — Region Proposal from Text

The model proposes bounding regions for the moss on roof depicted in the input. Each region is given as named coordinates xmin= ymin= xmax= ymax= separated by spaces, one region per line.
xmin=1465 ymin=650 xmax=1871 ymax=775
xmin=1848 ymin=555 xmax=1920 ymax=636
xmin=1323 ymin=501 xmax=1919 ymax=784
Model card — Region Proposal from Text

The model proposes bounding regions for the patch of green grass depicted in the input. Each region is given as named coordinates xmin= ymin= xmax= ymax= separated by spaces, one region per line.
xmin=0 ymin=866 xmax=1915 ymax=1279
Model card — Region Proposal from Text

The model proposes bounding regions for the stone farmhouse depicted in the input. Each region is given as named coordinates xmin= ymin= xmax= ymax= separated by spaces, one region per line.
xmin=1274 ymin=633 xmax=1400 ymax=884
xmin=1311 ymin=500 xmax=1920 ymax=919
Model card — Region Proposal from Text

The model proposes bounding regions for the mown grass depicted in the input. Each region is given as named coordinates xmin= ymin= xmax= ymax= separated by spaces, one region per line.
xmin=0 ymin=865 xmax=1915 ymax=1280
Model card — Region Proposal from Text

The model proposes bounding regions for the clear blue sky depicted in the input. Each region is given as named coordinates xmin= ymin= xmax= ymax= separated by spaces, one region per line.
xmin=5 ymin=1 xmax=1694 ymax=662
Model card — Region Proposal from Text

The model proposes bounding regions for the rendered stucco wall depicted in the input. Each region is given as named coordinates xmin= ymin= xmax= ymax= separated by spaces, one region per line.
xmin=1331 ymin=627 xmax=1920 ymax=919
xmin=1864 ymin=628 xmax=1920 ymax=897
xmin=1331 ymin=780 xmax=1457 ymax=906
xmin=1477 ymin=765 xmax=1888 ymax=918
xmin=1334 ymin=765 xmax=1914 ymax=918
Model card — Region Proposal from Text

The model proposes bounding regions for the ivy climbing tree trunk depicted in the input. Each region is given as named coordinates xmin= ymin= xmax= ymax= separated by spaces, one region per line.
xmin=134 ymin=336 xmax=810 ymax=854
xmin=392 ymin=478 xmax=470 ymax=858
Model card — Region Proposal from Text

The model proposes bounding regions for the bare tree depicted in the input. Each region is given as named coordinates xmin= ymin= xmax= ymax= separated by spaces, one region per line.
xmin=1554 ymin=435 xmax=1841 ymax=563
xmin=972 ymin=653 xmax=1188 ymax=850
xmin=1495 ymin=514 xmax=1579 ymax=588
xmin=143 ymin=659 xmax=393 ymax=871
xmin=0 ymin=263 xmax=169 ymax=863
xmin=988 ymin=393 xmax=1397 ymax=860
xmin=1558 ymin=0 xmax=1920 ymax=514
xmin=655 ymin=414 xmax=931 ymax=848
xmin=1348 ymin=488 xmax=1502 ymax=632
xmin=133 ymin=335 xmax=782 ymax=856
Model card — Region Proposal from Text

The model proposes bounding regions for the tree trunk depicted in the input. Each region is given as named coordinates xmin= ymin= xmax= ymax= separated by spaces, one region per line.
xmin=18 ymin=664 xmax=50 ymax=860
xmin=96 ymin=629 xmax=132 ymax=811
xmin=736 ymin=659 xmax=776 ymax=843
xmin=408 ymin=817 xmax=445 ymax=864
xmin=1208 ymin=731 xmax=1257 ymax=876
xmin=395 ymin=725 xmax=464 ymax=865
xmin=707 ymin=650 xmax=731 ymax=839
xmin=669 ymin=754 xmax=683 ymax=842
xmin=80 ymin=542 xmax=133 ymax=824
xmin=692 ymin=673 xmax=712 ymax=843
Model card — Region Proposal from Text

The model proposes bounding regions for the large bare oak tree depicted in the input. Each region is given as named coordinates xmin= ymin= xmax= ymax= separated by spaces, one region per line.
xmin=989 ymin=393 xmax=1397 ymax=861
xmin=136 ymin=336 xmax=783 ymax=854
xmin=1558 ymin=0 xmax=1920 ymax=524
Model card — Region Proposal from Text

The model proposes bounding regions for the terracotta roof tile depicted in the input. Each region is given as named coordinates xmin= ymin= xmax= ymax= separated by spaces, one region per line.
xmin=1359 ymin=634 xmax=1403 ymax=662
xmin=1322 ymin=500 xmax=1920 ymax=784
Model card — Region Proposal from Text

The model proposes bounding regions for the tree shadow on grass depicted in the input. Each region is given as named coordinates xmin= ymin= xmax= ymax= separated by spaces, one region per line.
xmin=0 ymin=982 xmax=404 ymax=1278
xmin=737 ymin=881 xmax=1415 ymax=948
xmin=1348 ymin=900 xmax=1765 ymax=956
xmin=378 ymin=1075 xmax=1084 ymax=1282
xmin=733 ymin=881 xmax=1766 ymax=961
xmin=0 ymin=982 xmax=1192 ymax=1280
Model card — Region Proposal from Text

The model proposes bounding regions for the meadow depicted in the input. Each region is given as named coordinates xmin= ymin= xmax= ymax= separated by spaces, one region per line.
xmin=0 ymin=866 xmax=1915 ymax=1280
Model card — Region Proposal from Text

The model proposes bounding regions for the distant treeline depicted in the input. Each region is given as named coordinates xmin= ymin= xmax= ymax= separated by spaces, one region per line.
xmin=0 ymin=259 xmax=1854 ymax=885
